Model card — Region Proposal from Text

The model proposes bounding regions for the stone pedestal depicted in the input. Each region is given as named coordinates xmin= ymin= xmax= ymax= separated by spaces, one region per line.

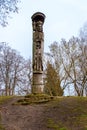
xmin=32 ymin=73 xmax=44 ymax=93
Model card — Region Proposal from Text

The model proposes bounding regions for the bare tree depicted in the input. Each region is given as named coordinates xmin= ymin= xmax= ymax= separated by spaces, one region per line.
xmin=46 ymin=36 xmax=87 ymax=96
xmin=0 ymin=43 xmax=32 ymax=96
xmin=78 ymin=42 xmax=87 ymax=96
xmin=0 ymin=0 xmax=19 ymax=26
xmin=16 ymin=59 xmax=32 ymax=95
xmin=79 ymin=22 xmax=87 ymax=95
xmin=61 ymin=37 xmax=87 ymax=96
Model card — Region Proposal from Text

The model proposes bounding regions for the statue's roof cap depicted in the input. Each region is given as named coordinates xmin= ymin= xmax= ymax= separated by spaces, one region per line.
xmin=31 ymin=12 xmax=46 ymax=22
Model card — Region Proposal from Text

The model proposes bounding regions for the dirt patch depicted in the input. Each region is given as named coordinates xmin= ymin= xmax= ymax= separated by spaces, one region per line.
xmin=0 ymin=97 xmax=47 ymax=130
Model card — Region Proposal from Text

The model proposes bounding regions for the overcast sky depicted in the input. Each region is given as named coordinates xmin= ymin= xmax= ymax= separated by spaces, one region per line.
xmin=0 ymin=0 xmax=87 ymax=59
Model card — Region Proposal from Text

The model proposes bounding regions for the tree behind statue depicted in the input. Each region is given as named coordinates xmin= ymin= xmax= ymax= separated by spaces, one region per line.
xmin=44 ymin=61 xmax=63 ymax=96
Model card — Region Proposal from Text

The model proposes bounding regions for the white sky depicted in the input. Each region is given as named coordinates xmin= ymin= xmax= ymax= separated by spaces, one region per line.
xmin=0 ymin=0 xmax=87 ymax=59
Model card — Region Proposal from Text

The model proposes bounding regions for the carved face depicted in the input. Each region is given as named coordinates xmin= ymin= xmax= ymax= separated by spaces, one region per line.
xmin=36 ymin=21 xmax=43 ymax=32
xmin=36 ymin=41 xmax=41 ymax=49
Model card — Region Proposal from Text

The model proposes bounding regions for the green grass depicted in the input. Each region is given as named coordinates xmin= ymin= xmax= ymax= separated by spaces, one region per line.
xmin=0 ymin=125 xmax=5 ymax=130
xmin=0 ymin=96 xmax=13 ymax=104
xmin=47 ymin=118 xmax=67 ymax=130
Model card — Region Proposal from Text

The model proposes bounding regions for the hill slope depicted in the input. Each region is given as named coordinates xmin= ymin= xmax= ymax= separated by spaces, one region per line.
xmin=0 ymin=96 xmax=87 ymax=130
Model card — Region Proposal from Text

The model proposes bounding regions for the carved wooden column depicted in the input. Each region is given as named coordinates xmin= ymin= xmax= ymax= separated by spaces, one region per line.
xmin=31 ymin=12 xmax=45 ymax=93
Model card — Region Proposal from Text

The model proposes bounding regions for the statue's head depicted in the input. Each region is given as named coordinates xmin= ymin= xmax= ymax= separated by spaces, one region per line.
xmin=31 ymin=12 xmax=45 ymax=32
